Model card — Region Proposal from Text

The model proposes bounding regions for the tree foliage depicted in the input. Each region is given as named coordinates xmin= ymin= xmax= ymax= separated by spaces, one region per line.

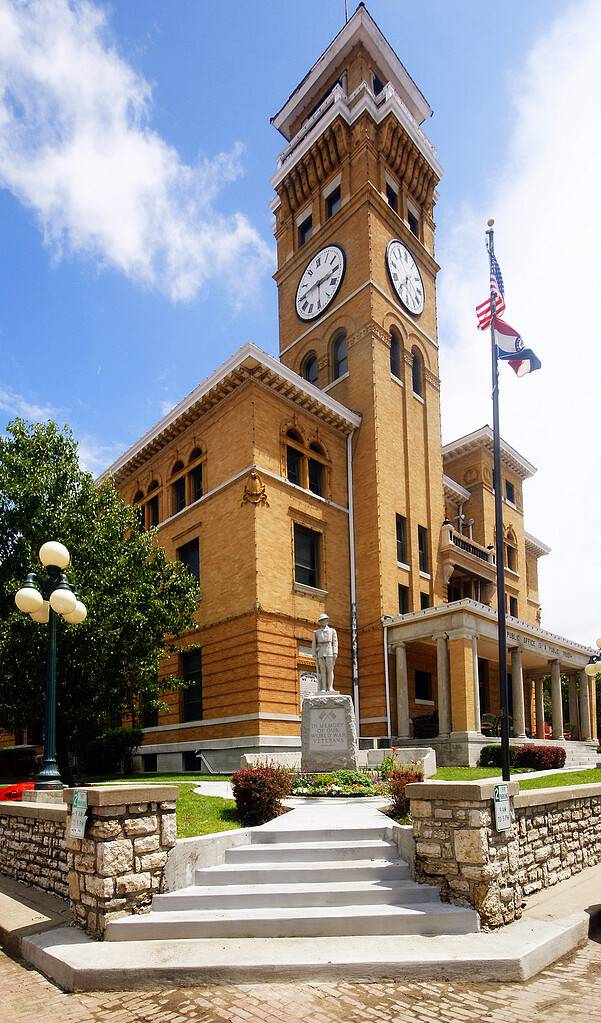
xmin=0 ymin=419 xmax=199 ymax=762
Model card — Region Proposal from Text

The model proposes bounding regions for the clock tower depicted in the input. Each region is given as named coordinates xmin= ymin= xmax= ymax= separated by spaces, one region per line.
xmin=271 ymin=4 xmax=446 ymax=734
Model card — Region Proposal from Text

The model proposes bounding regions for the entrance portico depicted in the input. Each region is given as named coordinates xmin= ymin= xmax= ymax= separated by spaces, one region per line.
xmin=387 ymin=599 xmax=596 ymax=766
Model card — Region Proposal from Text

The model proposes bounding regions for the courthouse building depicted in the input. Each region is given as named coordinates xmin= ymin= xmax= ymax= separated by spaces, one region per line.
xmin=54 ymin=7 xmax=599 ymax=768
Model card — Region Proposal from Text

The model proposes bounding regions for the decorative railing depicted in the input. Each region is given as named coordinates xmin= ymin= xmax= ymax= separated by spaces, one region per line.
xmin=451 ymin=532 xmax=491 ymax=563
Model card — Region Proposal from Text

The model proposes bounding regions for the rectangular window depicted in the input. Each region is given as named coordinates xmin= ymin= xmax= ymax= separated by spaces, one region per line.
xmin=509 ymin=596 xmax=518 ymax=618
xmin=183 ymin=749 xmax=200 ymax=771
xmin=141 ymin=694 xmax=159 ymax=729
xmin=142 ymin=753 xmax=157 ymax=773
xmin=189 ymin=464 xmax=203 ymax=503
xmin=396 ymin=514 xmax=408 ymax=564
xmin=386 ymin=182 xmax=398 ymax=213
xmin=287 ymin=446 xmax=303 ymax=486
xmin=415 ymin=670 xmax=433 ymax=702
xmin=177 ymin=538 xmax=200 ymax=581
xmin=325 ymin=185 xmax=341 ymax=220
xmin=147 ymin=495 xmax=159 ymax=528
xmin=398 ymin=584 xmax=409 ymax=615
xmin=294 ymin=524 xmax=320 ymax=588
xmin=408 ymin=208 xmax=420 ymax=237
xmin=506 ymin=545 xmax=516 ymax=572
xmin=420 ymin=592 xmax=430 ymax=610
xmin=505 ymin=480 xmax=516 ymax=504
xmin=172 ymin=476 xmax=186 ymax=515
xmin=308 ymin=458 xmax=323 ymax=496
xmin=418 ymin=525 xmax=429 ymax=573
xmin=298 ymin=213 xmax=312 ymax=246
xmin=181 ymin=650 xmax=202 ymax=721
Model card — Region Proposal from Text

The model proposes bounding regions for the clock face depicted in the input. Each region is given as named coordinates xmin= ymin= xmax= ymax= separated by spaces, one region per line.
xmin=295 ymin=245 xmax=345 ymax=322
xmin=386 ymin=240 xmax=424 ymax=316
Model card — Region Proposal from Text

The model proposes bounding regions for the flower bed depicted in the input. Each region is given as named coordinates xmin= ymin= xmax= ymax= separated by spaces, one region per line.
xmin=291 ymin=769 xmax=389 ymax=797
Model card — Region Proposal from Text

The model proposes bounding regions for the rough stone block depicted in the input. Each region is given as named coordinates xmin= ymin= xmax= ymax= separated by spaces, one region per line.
xmin=96 ymin=839 xmax=133 ymax=877
xmin=416 ymin=841 xmax=441 ymax=857
xmin=68 ymin=872 xmax=80 ymax=901
xmin=115 ymin=871 xmax=151 ymax=896
xmin=160 ymin=813 xmax=177 ymax=847
xmin=137 ymin=851 xmax=168 ymax=871
xmin=124 ymin=816 xmax=158 ymax=837
xmin=454 ymin=829 xmax=487 ymax=865
xmin=87 ymin=820 xmax=123 ymax=841
xmin=85 ymin=874 xmax=115 ymax=898
xmin=133 ymin=834 xmax=160 ymax=854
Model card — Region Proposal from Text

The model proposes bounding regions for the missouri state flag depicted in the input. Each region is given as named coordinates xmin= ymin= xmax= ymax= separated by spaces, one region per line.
xmin=493 ymin=317 xmax=541 ymax=377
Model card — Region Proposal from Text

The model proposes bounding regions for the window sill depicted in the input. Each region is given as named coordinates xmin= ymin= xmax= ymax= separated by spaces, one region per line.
xmin=412 ymin=391 xmax=425 ymax=404
xmin=390 ymin=373 xmax=404 ymax=388
xmin=506 ymin=568 xmax=520 ymax=578
xmin=323 ymin=371 xmax=349 ymax=392
xmin=294 ymin=581 xmax=328 ymax=599
xmin=415 ymin=699 xmax=434 ymax=706
xmin=503 ymin=498 xmax=517 ymax=509
xmin=397 ymin=561 xmax=411 ymax=572
xmin=419 ymin=570 xmax=431 ymax=580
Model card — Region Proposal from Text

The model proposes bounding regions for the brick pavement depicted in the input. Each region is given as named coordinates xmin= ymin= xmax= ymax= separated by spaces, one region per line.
xmin=3 ymin=937 xmax=601 ymax=1023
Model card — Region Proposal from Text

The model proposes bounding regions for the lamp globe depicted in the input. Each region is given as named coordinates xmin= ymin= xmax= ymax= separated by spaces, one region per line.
xmin=63 ymin=601 xmax=87 ymax=625
xmin=39 ymin=541 xmax=70 ymax=570
xmin=30 ymin=601 xmax=50 ymax=624
xmin=49 ymin=584 xmax=77 ymax=616
xmin=15 ymin=583 xmax=43 ymax=614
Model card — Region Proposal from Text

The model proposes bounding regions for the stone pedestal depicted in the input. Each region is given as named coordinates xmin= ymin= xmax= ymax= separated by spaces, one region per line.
xmin=300 ymin=693 xmax=359 ymax=773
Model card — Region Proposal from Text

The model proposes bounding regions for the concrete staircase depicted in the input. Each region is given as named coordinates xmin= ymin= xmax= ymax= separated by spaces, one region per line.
xmin=562 ymin=742 xmax=598 ymax=769
xmin=106 ymin=811 xmax=479 ymax=942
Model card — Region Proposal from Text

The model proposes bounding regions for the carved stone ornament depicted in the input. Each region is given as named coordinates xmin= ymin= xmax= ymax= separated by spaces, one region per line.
xmin=482 ymin=466 xmax=493 ymax=486
xmin=242 ymin=471 xmax=269 ymax=508
xmin=463 ymin=467 xmax=479 ymax=486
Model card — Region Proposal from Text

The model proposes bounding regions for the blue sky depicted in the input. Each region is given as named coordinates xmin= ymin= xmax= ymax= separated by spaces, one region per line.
xmin=1 ymin=0 xmax=599 ymax=643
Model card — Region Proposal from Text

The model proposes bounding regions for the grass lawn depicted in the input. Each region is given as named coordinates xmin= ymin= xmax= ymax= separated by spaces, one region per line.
xmin=80 ymin=772 xmax=238 ymax=839
xmin=518 ymin=768 xmax=601 ymax=790
xmin=434 ymin=767 xmax=533 ymax=781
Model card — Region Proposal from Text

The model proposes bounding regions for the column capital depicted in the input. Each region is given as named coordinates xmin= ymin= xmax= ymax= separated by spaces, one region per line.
xmin=446 ymin=628 xmax=475 ymax=642
xmin=432 ymin=631 xmax=448 ymax=642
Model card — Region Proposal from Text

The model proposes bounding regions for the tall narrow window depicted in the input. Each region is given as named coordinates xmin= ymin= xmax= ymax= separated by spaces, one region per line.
xmin=141 ymin=693 xmax=159 ymax=728
xmin=294 ymin=524 xmax=320 ymax=588
xmin=147 ymin=495 xmax=159 ymax=527
xmin=411 ymin=347 xmax=424 ymax=397
xmin=286 ymin=446 xmax=303 ymax=486
xmin=420 ymin=592 xmax=430 ymax=610
xmin=509 ymin=596 xmax=518 ymax=618
xmin=308 ymin=443 xmax=325 ymax=497
xmin=133 ymin=491 xmax=144 ymax=531
xmin=302 ymin=353 xmax=318 ymax=385
xmin=396 ymin=514 xmax=408 ymax=564
xmin=325 ymin=185 xmax=341 ymax=220
xmin=172 ymin=476 xmax=186 ymax=514
xmin=372 ymin=72 xmax=385 ymax=96
xmin=189 ymin=465 xmax=203 ymax=502
xmin=298 ymin=213 xmax=312 ymax=246
xmin=386 ymin=181 xmax=398 ymax=213
xmin=390 ymin=329 xmax=401 ymax=378
xmin=407 ymin=205 xmax=420 ymax=237
xmin=181 ymin=650 xmax=202 ymax=721
xmin=505 ymin=480 xmax=516 ymax=504
xmin=177 ymin=538 xmax=200 ymax=581
xmin=398 ymin=584 xmax=409 ymax=614
xmin=418 ymin=525 xmax=429 ymax=573
xmin=415 ymin=670 xmax=433 ymax=701
xmin=332 ymin=331 xmax=348 ymax=380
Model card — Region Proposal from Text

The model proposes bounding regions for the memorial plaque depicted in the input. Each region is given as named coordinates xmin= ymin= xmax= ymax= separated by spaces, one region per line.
xmin=300 ymin=693 xmax=359 ymax=772
xmin=308 ymin=706 xmax=347 ymax=751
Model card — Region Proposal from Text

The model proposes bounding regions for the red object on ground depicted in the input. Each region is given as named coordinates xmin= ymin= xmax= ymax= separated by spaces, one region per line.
xmin=0 ymin=781 xmax=34 ymax=801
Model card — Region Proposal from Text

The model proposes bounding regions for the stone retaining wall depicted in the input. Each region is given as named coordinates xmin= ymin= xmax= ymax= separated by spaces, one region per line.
xmin=64 ymin=785 xmax=178 ymax=937
xmin=0 ymin=801 xmax=67 ymax=899
xmin=406 ymin=779 xmax=601 ymax=929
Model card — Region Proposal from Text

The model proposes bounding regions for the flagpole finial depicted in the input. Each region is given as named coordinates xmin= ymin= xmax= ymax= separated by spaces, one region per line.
xmin=487 ymin=218 xmax=495 ymax=227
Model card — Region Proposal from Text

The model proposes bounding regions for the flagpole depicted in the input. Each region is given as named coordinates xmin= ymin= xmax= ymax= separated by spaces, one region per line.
xmin=486 ymin=218 xmax=511 ymax=783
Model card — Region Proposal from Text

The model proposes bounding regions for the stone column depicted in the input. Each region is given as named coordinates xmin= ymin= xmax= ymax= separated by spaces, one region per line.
xmin=395 ymin=642 xmax=410 ymax=739
xmin=568 ymin=674 xmax=580 ymax=739
xmin=578 ymin=670 xmax=592 ymax=742
xmin=510 ymin=647 xmax=526 ymax=738
xmin=435 ymin=633 xmax=451 ymax=736
xmin=472 ymin=635 xmax=482 ymax=734
xmin=64 ymin=784 xmax=178 ymax=937
xmin=447 ymin=631 xmax=477 ymax=733
xmin=550 ymin=660 xmax=564 ymax=740
xmin=535 ymin=677 xmax=545 ymax=739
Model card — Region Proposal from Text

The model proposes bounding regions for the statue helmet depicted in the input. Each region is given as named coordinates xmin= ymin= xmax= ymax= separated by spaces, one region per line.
xmin=318 ymin=613 xmax=329 ymax=622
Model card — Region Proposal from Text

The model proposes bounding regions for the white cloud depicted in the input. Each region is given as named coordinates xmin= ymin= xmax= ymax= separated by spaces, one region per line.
xmin=77 ymin=434 xmax=123 ymax=475
xmin=438 ymin=0 xmax=601 ymax=646
xmin=0 ymin=0 xmax=272 ymax=302
xmin=0 ymin=385 xmax=58 ymax=421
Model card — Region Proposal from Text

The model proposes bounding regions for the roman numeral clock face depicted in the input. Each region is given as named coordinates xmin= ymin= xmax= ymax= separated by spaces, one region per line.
xmin=295 ymin=245 xmax=345 ymax=321
xmin=386 ymin=240 xmax=424 ymax=316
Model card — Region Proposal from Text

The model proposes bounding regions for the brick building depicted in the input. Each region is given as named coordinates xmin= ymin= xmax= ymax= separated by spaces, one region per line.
xmin=7 ymin=6 xmax=593 ymax=769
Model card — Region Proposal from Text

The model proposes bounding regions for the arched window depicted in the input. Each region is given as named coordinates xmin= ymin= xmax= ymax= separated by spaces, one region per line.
xmin=189 ymin=448 xmax=202 ymax=463
xmin=146 ymin=481 xmax=160 ymax=527
xmin=411 ymin=346 xmax=424 ymax=397
xmin=390 ymin=330 xmax=401 ymax=379
xmin=187 ymin=447 xmax=204 ymax=503
xmin=170 ymin=461 xmax=186 ymax=515
xmin=332 ymin=331 xmax=348 ymax=380
xmin=133 ymin=490 xmax=144 ymax=531
xmin=505 ymin=527 xmax=518 ymax=573
xmin=133 ymin=490 xmax=143 ymax=504
xmin=147 ymin=480 xmax=159 ymax=494
xmin=286 ymin=429 xmax=303 ymax=487
xmin=171 ymin=460 xmax=184 ymax=475
xmin=283 ymin=430 xmax=329 ymax=497
xmin=308 ymin=442 xmax=325 ymax=496
xmin=302 ymin=353 xmax=318 ymax=386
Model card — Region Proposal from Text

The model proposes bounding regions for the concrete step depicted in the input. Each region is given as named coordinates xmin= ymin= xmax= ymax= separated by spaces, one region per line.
xmin=106 ymin=901 xmax=480 ymax=941
xmin=225 ymin=839 xmax=397 ymax=864
xmin=154 ymin=879 xmax=439 ymax=911
xmin=195 ymin=858 xmax=411 ymax=886
xmin=252 ymin=826 xmax=389 ymax=845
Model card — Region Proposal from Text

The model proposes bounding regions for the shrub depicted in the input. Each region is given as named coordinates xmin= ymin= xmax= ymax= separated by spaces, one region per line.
xmin=85 ymin=726 xmax=143 ymax=775
xmin=231 ymin=767 xmax=292 ymax=826
xmin=514 ymin=744 xmax=566 ymax=770
xmin=388 ymin=763 xmax=423 ymax=820
xmin=478 ymin=744 xmax=520 ymax=768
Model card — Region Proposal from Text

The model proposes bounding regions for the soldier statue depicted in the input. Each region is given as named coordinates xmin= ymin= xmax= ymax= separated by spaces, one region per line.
xmin=311 ymin=613 xmax=339 ymax=693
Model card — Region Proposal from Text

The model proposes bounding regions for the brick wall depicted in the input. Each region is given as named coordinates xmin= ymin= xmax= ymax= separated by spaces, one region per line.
xmin=0 ymin=802 xmax=67 ymax=899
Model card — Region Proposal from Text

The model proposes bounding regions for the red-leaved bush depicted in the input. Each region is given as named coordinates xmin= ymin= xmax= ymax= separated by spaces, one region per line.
xmin=230 ymin=767 xmax=292 ymax=826
xmin=514 ymin=745 xmax=566 ymax=770
xmin=388 ymin=764 xmax=423 ymax=820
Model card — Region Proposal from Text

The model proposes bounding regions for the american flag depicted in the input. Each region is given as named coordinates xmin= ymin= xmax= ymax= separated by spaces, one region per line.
xmin=476 ymin=254 xmax=505 ymax=330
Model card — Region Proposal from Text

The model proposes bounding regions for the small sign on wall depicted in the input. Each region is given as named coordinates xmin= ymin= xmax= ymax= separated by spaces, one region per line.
xmin=493 ymin=783 xmax=511 ymax=831
xmin=300 ymin=670 xmax=319 ymax=703
xmin=70 ymin=787 xmax=88 ymax=839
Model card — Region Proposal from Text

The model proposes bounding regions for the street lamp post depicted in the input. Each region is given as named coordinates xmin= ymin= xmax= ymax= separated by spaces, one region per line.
xmin=14 ymin=542 xmax=87 ymax=790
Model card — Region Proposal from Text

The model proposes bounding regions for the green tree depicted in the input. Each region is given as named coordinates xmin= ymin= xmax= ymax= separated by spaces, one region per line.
xmin=0 ymin=419 xmax=200 ymax=772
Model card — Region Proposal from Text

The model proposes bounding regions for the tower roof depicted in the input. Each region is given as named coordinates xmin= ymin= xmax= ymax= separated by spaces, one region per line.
xmin=442 ymin=426 xmax=537 ymax=481
xmin=271 ymin=3 xmax=432 ymax=141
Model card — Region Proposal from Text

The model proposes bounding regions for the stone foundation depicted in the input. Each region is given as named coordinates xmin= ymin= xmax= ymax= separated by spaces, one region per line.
xmin=64 ymin=785 xmax=178 ymax=937
xmin=0 ymin=801 xmax=67 ymax=899
xmin=515 ymin=785 xmax=601 ymax=895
